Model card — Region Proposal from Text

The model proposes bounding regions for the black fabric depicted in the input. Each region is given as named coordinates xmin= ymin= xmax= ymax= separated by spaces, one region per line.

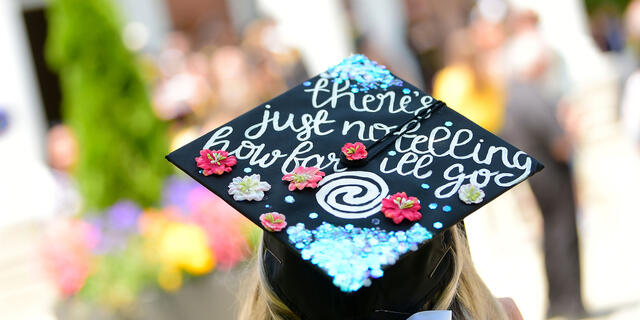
xmin=166 ymin=76 xmax=543 ymax=235
xmin=262 ymin=228 xmax=454 ymax=320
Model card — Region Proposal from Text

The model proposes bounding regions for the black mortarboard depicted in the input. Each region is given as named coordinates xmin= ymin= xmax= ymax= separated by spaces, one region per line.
xmin=166 ymin=54 xmax=543 ymax=319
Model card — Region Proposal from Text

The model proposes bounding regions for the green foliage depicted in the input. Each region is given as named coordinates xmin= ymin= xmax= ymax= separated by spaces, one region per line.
xmin=584 ymin=0 xmax=632 ymax=14
xmin=79 ymin=238 xmax=157 ymax=308
xmin=46 ymin=0 xmax=170 ymax=210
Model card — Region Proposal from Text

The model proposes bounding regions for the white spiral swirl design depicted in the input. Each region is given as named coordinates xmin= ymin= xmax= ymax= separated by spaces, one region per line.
xmin=315 ymin=171 xmax=389 ymax=219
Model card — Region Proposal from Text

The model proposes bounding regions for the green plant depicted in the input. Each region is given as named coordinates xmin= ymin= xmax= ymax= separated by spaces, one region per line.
xmin=46 ymin=0 xmax=170 ymax=210
xmin=584 ymin=0 xmax=632 ymax=14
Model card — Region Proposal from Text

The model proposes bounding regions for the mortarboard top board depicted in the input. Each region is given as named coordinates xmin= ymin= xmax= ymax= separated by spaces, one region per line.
xmin=166 ymin=54 xmax=543 ymax=319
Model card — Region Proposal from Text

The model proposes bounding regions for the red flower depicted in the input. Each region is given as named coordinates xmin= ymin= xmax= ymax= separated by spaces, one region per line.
xmin=195 ymin=149 xmax=237 ymax=176
xmin=260 ymin=212 xmax=287 ymax=232
xmin=282 ymin=166 xmax=325 ymax=191
xmin=381 ymin=192 xmax=422 ymax=224
xmin=341 ymin=142 xmax=368 ymax=161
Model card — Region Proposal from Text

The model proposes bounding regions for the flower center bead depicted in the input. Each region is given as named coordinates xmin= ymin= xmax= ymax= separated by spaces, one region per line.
xmin=208 ymin=152 xmax=226 ymax=165
xmin=292 ymin=173 xmax=312 ymax=183
xmin=239 ymin=178 xmax=258 ymax=192
xmin=466 ymin=189 xmax=480 ymax=201
xmin=394 ymin=197 xmax=414 ymax=209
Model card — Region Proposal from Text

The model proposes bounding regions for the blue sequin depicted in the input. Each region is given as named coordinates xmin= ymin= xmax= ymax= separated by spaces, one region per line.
xmin=285 ymin=195 xmax=295 ymax=204
xmin=433 ymin=222 xmax=443 ymax=229
xmin=309 ymin=212 xmax=319 ymax=219
xmin=198 ymin=169 xmax=203 ymax=174
xmin=388 ymin=150 xmax=397 ymax=156
xmin=286 ymin=222 xmax=432 ymax=293
xmin=442 ymin=205 xmax=452 ymax=212
xmin=421 ymin=183 xmax=430 ymax=189
xmin=444 ymin=121 xmax=453 ymax=127
xmin=402 ymin=88 xmax=411 ymax=94
xmin=428 ymin=203 xmax=438 ymax=210
xmin=371 ymin=218 xmax=380 ymax=225
xmin=243 ymin=167 xmax=252 ymax=173
xmin=303 ymin=81 xmax=312 ymax=87
xmin=320 ymin=54 xmax=402 ymax=92
xmin=351 ymin=88 xmax=359 ymax=93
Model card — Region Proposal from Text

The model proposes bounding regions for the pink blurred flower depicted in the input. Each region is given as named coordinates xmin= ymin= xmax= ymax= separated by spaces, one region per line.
xmin=195 ymin=149 xmax=237 ymax=176
xmin=41 ymin=219 xmax=99 ymax=296
xmin=341 ymin=142 xmax=368 ymax=161
xmin=189 ymin=191 xmax=253 ymax=270
xmin=381 ymin=192 xmax=422 ymax=224
xmin=282 ymin=166 xmax=325 ymax=191
xmin=259 ymin=212 xmax=287 ymax=232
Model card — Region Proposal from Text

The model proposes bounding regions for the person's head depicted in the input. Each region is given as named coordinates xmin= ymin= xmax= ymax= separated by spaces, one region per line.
xmin=163 ymin=54 xmax=543 ymax=320
xmin=237 ymin=223 xmax=508 ymax=320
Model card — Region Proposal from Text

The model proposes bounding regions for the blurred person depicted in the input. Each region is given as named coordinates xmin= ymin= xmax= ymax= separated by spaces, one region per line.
xmin=208 ymin=46 xmax=260 ymax=126
xmin=404 ymin=0 xmax=474 ymax=92
xmin=589 ymin=5 xmax=627 ymax=53
xmin=46 ymin=124 xmax=82 ymax=217
xmin=153 ymin=51 xmax=213 ymax=120
xmin=501 ymin=10 xmax=585 ymax=319
xmin=621 ymin=0 xmax=640 ymax=146
xmin=47 ymin=124 xmax=78 ymax=172
xmin=432 ymin=20 xmax=506 ymax=134
xmin=241 ymin=19 xmax=308 ymax=88
xmin=165 ymin=0 xmax=236 ymax=47
xmin=348 ymin=0 xmax=425 ymax=88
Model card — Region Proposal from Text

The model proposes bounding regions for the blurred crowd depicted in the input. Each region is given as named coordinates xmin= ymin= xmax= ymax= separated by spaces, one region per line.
xmin=31 ymin=0 xmax=640 ymax=319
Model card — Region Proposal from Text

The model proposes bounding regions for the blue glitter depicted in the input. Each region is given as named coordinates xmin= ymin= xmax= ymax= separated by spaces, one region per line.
xmin=371 ymin=218 xmax=380 ymax=225
xmin=442 ymin=205 xmax=452 ymax=212
xmin=351 ymin=88 xmax=359 ymax=93
xmin=286 ymin=222 xmax=432 ymax=293
xmin=265 ymin=204 xmax=270 ymax=208
xmin=303 ymin=81 xmax=312 ymax=86
xmin=309 ymin=212 xmax=319 ymax=219
xmin=198 ymin=169 xmax=203 ymax=174
xmin=444 ymin=121 xmax=453 ymax=127
xmin=285 ymin=195 xmax=295 ymax=204
xmin=428 ymin=203 xmax=438 ymax=210
xmin=388 ymin=150 xmax=397 ymax=156
xmin=371 ymin=268 xmax=384 ymax=278
xmin=421 ymin=183 xmax=430 ymax=189
xmin=320 ymin=54 xmax=402 ymax=92
xmin=243 ymin=167 xmax=252 ymax=173
xmin=433 ymin=222 xmax=443 ymax=229
xmin=402 ymin=88 xmax=411 ymax=94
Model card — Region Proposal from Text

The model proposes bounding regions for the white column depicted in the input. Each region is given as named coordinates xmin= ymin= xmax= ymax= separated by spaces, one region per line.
xmin=0 ymin=0 xmax=57 ymax=227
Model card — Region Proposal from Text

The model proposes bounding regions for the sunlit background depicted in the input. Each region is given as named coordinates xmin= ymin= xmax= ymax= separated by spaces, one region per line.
xmin=1 ymin=0 xmax=639 ymax=319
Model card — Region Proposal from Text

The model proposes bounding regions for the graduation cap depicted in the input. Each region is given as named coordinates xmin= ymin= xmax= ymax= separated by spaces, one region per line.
xmin=166 ymin=54 xmax=543 ymax=319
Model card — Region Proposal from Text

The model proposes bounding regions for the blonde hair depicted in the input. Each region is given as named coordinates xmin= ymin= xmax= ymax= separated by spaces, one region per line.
xmin=237 ymin=225 xmax=508 ymax=320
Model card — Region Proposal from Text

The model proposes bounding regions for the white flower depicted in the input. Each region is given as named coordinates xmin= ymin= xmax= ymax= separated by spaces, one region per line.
xmin=228 ymin=174 xmax=271 ymax=201
xmin=458 ymin=183 xmax=485 ymax=204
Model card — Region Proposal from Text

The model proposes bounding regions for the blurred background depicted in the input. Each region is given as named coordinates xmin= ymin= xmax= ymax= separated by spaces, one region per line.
xmin=1 ymin=0 xmax=640 ymax=319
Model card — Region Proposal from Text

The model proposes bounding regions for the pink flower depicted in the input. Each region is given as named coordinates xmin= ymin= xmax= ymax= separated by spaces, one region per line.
xmin=195 ymin=149 xmax=237 ymax=176
xmin=260 ymin=212 xmax=287 ymax=232
xmin=189 ymin=189 xmax=253 ymax=270
xmin=282 ymin=166 xmax=326 ymax=191
xmin=381 ymin=192 xmax=422 ymax=224
xmin=341 ymin=142 xmax=368 ymax=161
xmin=41 ymin=219 xmax=98 ymax=296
